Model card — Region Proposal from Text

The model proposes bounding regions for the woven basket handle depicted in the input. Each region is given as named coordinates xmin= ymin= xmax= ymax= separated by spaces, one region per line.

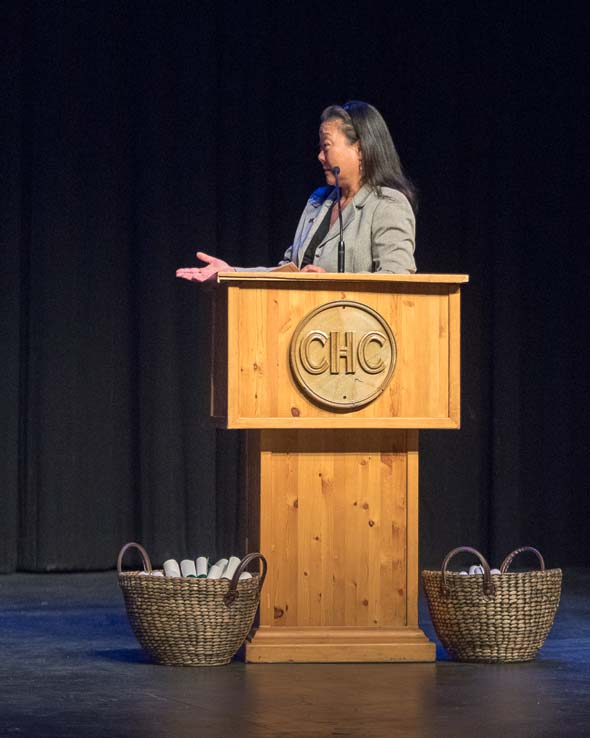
xmin=117 ymin=542 xmax=153 ymax=574
xmin=441 ymin=546 xmax=496 ymax=597
xmin=500 ymin=546 xmax=545 ymax=573
xmin=224 ymin=552 xmax=268 ymax=606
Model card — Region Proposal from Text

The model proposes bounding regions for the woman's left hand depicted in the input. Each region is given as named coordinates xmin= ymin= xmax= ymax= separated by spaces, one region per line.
xmin=300 ymin=265 xmax=326 ymax=273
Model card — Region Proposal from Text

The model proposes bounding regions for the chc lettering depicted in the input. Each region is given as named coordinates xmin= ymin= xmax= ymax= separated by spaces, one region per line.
xmin=299 ymin=330 xmax=386 ymax=375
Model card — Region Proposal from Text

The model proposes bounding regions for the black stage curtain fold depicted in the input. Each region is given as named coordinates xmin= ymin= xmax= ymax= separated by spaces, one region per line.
xmin=1 ymin=2 xmax=588 ymax=573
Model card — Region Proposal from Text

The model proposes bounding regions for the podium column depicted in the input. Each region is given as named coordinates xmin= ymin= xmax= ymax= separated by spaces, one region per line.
xmin=242 ymin=428 xmax=434 ymax=662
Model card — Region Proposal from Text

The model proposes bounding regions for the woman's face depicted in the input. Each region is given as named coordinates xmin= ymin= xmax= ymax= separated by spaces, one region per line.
xmin=317 ymin=119 xmax=362 ymax=193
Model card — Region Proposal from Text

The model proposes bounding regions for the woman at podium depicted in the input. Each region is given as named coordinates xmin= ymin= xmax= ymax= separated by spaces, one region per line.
xmin=177 ymin=101 xmax=416 ymax=282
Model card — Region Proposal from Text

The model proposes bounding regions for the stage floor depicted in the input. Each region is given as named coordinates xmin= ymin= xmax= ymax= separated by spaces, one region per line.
xmin=0 ymin=569 xmax=588 ymax=737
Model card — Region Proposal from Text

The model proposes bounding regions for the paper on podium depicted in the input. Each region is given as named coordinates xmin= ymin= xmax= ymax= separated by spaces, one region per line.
xmin=270 ymin=262 xmax=299 ymax=273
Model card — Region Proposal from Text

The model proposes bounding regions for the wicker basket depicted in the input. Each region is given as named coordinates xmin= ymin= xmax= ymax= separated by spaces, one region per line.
xmin=117 ymin=542 xmax=267 ymax=666
xmin=422 ymin=546 xmax=562 ymax=663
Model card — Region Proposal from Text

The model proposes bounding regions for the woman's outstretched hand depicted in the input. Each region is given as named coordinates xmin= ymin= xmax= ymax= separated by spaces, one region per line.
xmin=300 ymin=265 xmax=326 ymax=273
xmin=176 ymin=252 xmax=233 ymax=284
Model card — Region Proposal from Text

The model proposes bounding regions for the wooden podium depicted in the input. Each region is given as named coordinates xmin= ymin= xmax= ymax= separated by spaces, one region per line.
xmin=210 ymin=272 xmax=468 ymax=662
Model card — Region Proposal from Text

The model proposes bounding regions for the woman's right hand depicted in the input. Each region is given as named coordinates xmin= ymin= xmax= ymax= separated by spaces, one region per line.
xmin=176 ymin=252 xmax=234 ymax=284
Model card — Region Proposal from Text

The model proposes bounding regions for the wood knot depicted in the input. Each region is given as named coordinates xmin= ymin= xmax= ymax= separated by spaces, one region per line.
xmin=273 ymin=606 xmax=285 ymax=619
xmin=362 ymin=599 xmax=369 ymax=607
xmin=293 ymin=498 xmax=299 ymax=508
xmin=291 ymin=406 xmax=301 ymax=417
xmin=362 ymin=503 xmax=369 ymax=510
xmin=368 ymin=520 xmax=375 ymax=527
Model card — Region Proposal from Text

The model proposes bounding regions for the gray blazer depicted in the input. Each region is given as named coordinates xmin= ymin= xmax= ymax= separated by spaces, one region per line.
xmin=280 ymin=184 xmax=416 ymax=274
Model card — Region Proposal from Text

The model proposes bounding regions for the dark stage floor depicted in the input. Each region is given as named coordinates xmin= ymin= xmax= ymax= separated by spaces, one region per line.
xmin=0 ymin=569 xmax=588 ymax=738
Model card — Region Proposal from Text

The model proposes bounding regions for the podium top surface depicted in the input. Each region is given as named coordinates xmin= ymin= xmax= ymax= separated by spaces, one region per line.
xmin=217 ymin=272 xmax=469 ymax=285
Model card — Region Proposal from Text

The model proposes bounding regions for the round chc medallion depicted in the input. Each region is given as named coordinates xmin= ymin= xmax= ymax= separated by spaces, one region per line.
xmin=289 ymin=301 xmax=396 ymax=410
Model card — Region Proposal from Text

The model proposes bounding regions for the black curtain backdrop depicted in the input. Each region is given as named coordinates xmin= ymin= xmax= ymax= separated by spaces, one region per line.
xmin=1 ymin=2 xmax=588 ymax=573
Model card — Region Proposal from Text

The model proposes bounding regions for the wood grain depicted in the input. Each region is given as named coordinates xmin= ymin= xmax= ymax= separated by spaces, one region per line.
xmin=243 ymin=429 xmax=434 ymax=662
xmin=210 ymin=274 xmax=467 ymax=662
xmin=219 ymin=272 xmax=469 ymax=284
xmin=211 ymin=275 xmax=466 ymax=428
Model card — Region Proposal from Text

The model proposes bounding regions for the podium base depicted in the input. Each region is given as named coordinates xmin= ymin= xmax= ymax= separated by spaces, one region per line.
xmin=244 ymin=626 xmax=436 ymax=663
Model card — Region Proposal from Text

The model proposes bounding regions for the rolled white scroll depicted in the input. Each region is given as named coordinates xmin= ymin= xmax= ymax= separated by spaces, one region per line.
xmin=163 ymin=559 xmax=181 ymax=578
xmin=206 ymin=559 xmax=228 ymax=579
xmin=222 ymin=556 xmax=242 ymax=580
xmin=196 ymin=556 xmax=209 ymax=578
xmin=180 ymin=559 xmax=197 ymax=578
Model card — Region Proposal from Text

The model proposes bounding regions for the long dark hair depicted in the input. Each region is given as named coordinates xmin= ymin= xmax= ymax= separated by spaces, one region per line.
xmin=320 ymin=100 xmax=417 ymax=211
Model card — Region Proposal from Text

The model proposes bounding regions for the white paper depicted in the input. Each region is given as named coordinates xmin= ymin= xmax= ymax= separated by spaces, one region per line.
xmin=195 ymin=556 xmax=209 ymax=578
xmin=206 ymin=564 xmax=224 ymax=579
xmin=222 ymin=556 xmax=241 ymax=580
xmin=163 ymin=559 xmax=181 ymax=578
xmin=180 ymin=559 xmax=197 ymax=577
